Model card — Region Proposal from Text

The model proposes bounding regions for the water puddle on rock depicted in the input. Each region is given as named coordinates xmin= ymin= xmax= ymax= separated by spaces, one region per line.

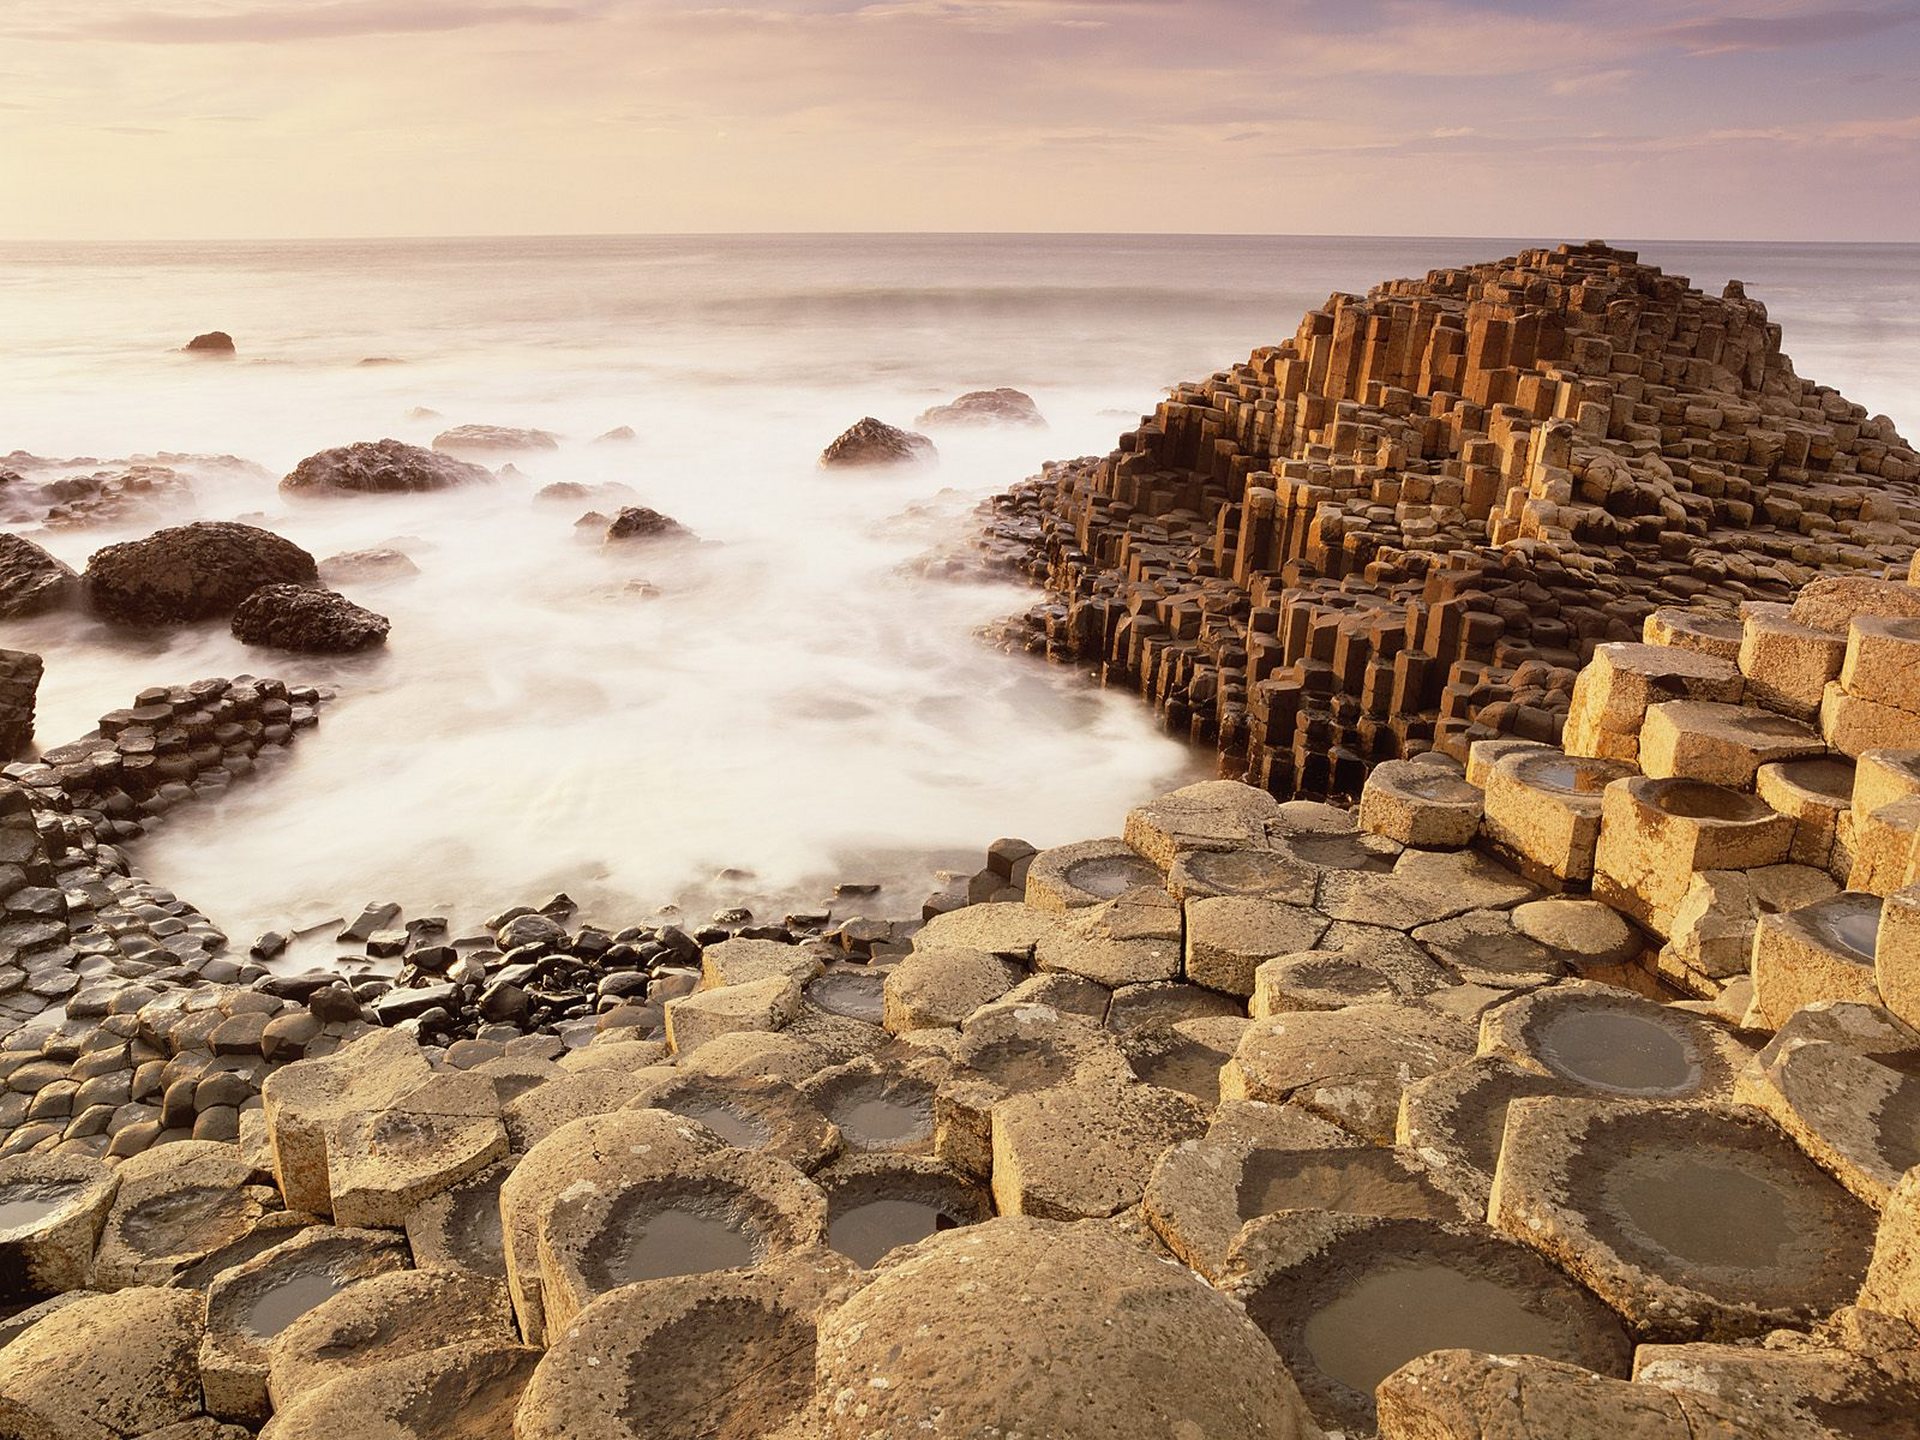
xmin=668 ymin=1099 xmax=774 ymax=1150
xmin=1283 ymin=834 xmax=1395 ymax=873
xmin=242 ymin=1269 xmax=351 ymax=1338
xmin=1064 ymin=854 xmax=1162 ymax=899
xmin=1184 ymin=848 xmax=1308 ymax=894
xmin=806 ymin=971 xmax=886 ymax=1023
xmin=1534 ymin=1008 xmax=1698 ymax=1095
xmin=0 ymin=1181 xmax=85 ymax=1233
xmin=1607 ymin=1154 xmax=1794 ymax=1270
xmin=829 ymin=1093 xmax=933 ymax=1150
xmin=1803 ymin=897 xmax=1882 ymax=960
xmin=1301 ymin=1261 xmax=1581 ymax=1397
xmin=828 ymin=1198 xmax=965 ymax=1268
xmin=445 ymin=1182 xmax=509 ymax=1277
xmin=595 ymin=1204 xmax=762 ymax=1286
xmin=1134 ymin=1039 xmax=1230 ymax=1107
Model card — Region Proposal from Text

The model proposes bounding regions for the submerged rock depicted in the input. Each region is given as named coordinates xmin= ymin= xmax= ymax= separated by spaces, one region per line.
xmin=40 ymin=463 xmax=196 ymax=530
xmin=183 ymin=330 xmax=235 ymax=354
xmin=85 ymin=520 xmax=319 ymax=625
xmin=231 ymin=585 xmax=391 ymax=653
xmin=916 ymin=387 xmax=1046 ymax=428
xmin=604 ymin=506 xmax=692 ymax=544
xmin=820 ymin=417 xmax=936 ymax=469
xmin=281 ymin=438 xmax=492 ymax=497
xmin=593 ymin=425 xmax=636 ymax=443
xmin=0 ymin=533 xmax=79 ymax=618
xmin=317 ymin=547 xmax=420 ymax=584
xmin=431 ymin=424 xmax=560 ymax=454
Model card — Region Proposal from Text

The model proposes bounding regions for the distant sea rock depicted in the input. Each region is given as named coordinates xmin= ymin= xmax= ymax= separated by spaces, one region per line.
xmin=536 ymin=480 xmax=639 ymax=507
xmin=85 ymin=521 xmax=318 ymax=625
xmin=282 ymin=439 xmax=492 ymax=497
xmin=231 ymin=584 xmax=390 ymax=653
xmin=820 ymin=417 xmax=937 ymax=469
xmin=605 ymin=506 xmax=692 ymax=544
xmin=41 ymin=464 xmax=196 ymax=531
xmin=432 ymin=425 xmax=560 ymax=455
xmin=318 ymin=548 xmax=421 ymax=584
xmin=916 ymin=388 xmax=1047 ymax=429
xmin=0 ymin=534 xmax=80 ymax=619
xmin=594 ymin=426 xmax=637 ymax=444
xmin=406 ymin=407 xmax=444 ymax=421
xmin=183 ymin=331 xmax=235 ymax=355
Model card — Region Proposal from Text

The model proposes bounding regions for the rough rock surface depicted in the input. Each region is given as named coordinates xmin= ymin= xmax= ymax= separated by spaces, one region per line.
xmin=281 ymin=439 xmax=493 ymax=496
xmin=0 ymin=534 xmax=79 ymax=618
xmin=819 ymin=417 xmax=936 ymax=468
xmin=916 ymin=387 xmax=1047 ymax=428
xmin=85 ymin=521 xmax=319 ymax=625
xmin=230 ymin=584 xmax=391 ymax=653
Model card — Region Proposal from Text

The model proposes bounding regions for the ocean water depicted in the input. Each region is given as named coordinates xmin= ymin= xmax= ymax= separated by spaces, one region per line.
xmin=1 ymin=234 xmax=1915 ymax=944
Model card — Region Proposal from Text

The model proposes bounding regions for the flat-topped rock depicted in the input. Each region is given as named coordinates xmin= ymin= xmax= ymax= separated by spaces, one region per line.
xmin=989 ymin=1076 xmax=1205 ymax=1219
xmin=0 ymin=1151 xmax=117 ymax=1300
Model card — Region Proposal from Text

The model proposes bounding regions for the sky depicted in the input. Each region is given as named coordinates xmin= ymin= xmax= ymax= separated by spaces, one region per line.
xmin=3 ymin=0 xmax=1918 ymax=240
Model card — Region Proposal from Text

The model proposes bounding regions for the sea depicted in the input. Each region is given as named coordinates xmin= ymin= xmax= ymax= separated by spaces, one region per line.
xmin=1 ymin=234 xmax=1916 ymax=948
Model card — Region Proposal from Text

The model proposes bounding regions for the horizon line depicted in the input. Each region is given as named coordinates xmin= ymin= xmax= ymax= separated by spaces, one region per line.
xmin=4 ymin=228 xmax=1918 ymax=247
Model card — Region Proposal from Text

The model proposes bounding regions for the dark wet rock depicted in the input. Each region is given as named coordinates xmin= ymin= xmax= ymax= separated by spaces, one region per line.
xmin=317 ymin=548 xmax=419 ymax=584
xmin=0 ymin=534 xmax=78 ymax=619
xmin=432 ymin=425 xmax=559 ymax=454
xmin=916 ymin=388 xmax=1046 ymax=429
xmin=605 ymin=507 xmax=693 ymax=544
xmin=820 ymin=417 xmax=936 ymax=469
xmin=281 ymin=439 xmax=492 ymax=497
xmin=85 ymin=521 xmax=319 ymax=625
xmin=183 ymin=331 xmax=235 ymax=354
xmin=0 ymin=649 xmax=43 ymax=759
xmin=230 ymin=585 xmax=390 ymax=654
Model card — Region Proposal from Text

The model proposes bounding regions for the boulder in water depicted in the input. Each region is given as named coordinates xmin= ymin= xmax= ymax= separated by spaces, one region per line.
xmin=535 ymin=480 xmax=638 ymax=507
xmin=820 ymin=417 xmax=936 ymax=469
xmin=232 ymin=584 xmax=391 ymax=653
xmin=916 ymin=388 xmax=1047 ymax=429
xmin=432 ymin=425 xmax=560 ymax=455
xmin=0 ymin=533 xmax=79 ymax=618
xmin=183 ymin=330 xmax=235 ymax=355
xmin=282 ymin=439 xmax=492 ymax=497
xmin=594 ymin=425 xmax=636 ymax=443
xmin=318 ymin=548 xmax=420 ymax=584
xmin=605 ymin=506 xmax=692 ymax=544
xmin=85 ymin=520 xmax=318 ymax=625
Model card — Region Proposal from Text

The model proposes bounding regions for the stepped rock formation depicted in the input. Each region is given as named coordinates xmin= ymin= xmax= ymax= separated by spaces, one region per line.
xmin=985 ymin=242 xmax=1920 ymax=800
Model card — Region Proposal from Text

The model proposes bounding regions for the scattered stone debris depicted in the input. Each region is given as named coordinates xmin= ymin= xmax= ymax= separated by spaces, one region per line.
xmin=820 ymin=416 xmax=937 ymax=468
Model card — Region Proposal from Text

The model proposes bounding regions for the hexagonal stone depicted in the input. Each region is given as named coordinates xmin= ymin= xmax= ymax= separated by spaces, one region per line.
xmin=267 ymin=1266 xmax=516 ymax=1411
xmin=515 ymin=1247 xmax=859 ymax=1440
xmin=1221 ymin=1002 xmax=1475 ymax=1143
xmin=1358 ymin=759 xmax=1484 ymax=849
xmin=536 ymin=1147 xmax=827 ymax=1335
xmin=990 ymin=1078 xmax=1204 ymax=1220
xmin=630 ymin=1071 xmax=840 ymax=1172
xmin=814 ymin=1215 xmax=1320 ymax=1440
xmin=1491 ymin=1097 xmax=1878 ymax=1340
xmin=0 ymin=1289 xmax=204 ymax=1434
xmin=1123 ymin=780 xmax=1285 ymax=869
xmin=92 ymin=1139 xmax=277 ymax=1288
xmin=664 ymin=974 xmax=803 ymax=1055
xmin=1166 ymin=845 xmax=1318 ymax=904
xmin=1184 ymin=897 xmax=1328 ymax=998
xmin=1032 ymin=887 xmax=1182 ymax=987
xmin=260 ymin=1028 xmax=431 ymax=1215
xmin=248 ymin=1337 xmax=540 ymax=1440
xmin=200 ymin=1225 xmax=409 ymax=1421
xmin=1022 ymin=837 xmax=1163 ymax=912
xmin=882 ymin=947 xmax=1021 ymax=1032
xmin=1227 ymin=1210 xmax=1631 ymax=1436
xmin=325 ymin=1071 xmax=507 ymax=1228
xmin=0 ymin=1151 xmax=117 ymax=1300
xmin=814 ymin=1154 xmax=990 ymax=1269
xmin=699 ymin=937 xmax=822 ymax=991
xmin=1478 ymin=980 xmax=1752 ymax=1101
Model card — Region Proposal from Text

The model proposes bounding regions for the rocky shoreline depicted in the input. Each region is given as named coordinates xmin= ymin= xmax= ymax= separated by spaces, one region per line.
xmin=3 ymin=244 xmax=1920 ymax=1437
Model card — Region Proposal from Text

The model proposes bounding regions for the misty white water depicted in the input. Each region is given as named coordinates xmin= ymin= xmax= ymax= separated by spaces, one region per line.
xmin=2 ymin=235 xmax=1916 ymax=945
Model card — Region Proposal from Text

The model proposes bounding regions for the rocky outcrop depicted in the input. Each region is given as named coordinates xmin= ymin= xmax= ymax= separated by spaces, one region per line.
xmin=603 ymin=506 xmax=692 ymax=544
xmin=0 ymin=649 xmax=42 ymax=759
xmin=183 ymin=331 xmax=235 ymax=354
xmin=317 ymin=548 xmax=419 ymax=584
xmin=820 ymin=417 xmax=936 ymax=468
xmin=984 ymin=242 xmax=1920 ymax=802
xmin=230 ymin=585 xmax=391 ymax=653
xmin=917 ymin=387 xmax=1046 ymax=428
xmin=40 ymin=464 xmax=196 ymax=530
xmin=85 ymin=521 xmax=319 ymax=625
xmin=281 ymin=439 xmax=492 ymax=497
xmin=431 ymin=425 xmax=559 ymax=455
xmin=0 ymin=535 xmax=78 ymax=619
